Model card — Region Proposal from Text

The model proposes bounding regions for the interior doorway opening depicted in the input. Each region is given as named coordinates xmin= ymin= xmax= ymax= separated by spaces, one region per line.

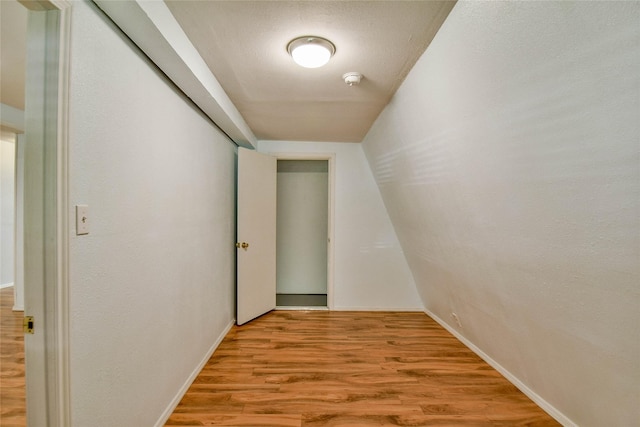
xmin=275 ymin=159 xmax=330 ymax=309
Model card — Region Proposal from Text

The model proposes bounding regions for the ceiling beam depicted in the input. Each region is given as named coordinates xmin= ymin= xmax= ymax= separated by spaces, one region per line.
xmin=93 ymin=0 xmax=257 ymax=149
xmin=18 ymin=0 xmax=70 ymax=11
xmin=1 ymin=103 xmax=25 ymax=133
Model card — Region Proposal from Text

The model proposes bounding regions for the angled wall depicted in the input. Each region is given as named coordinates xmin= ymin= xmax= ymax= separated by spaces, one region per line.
xmin=67 ymin=2 xmax=235 ymax=425
xmin=362 ymin=2 xmax=640 ymax=425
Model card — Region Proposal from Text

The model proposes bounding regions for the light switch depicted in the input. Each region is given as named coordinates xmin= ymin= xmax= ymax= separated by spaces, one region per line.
xmin=76 ymin=205 xmax=89 ymax=235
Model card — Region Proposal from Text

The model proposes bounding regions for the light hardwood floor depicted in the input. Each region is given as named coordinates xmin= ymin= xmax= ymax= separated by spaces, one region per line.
xmin=166 ymin=311 xmax=560 ymax=426
xmin=0 ymin=286 xmax=26 ymax=427
xmin=0 ymin=292 xmax=561 ymax=426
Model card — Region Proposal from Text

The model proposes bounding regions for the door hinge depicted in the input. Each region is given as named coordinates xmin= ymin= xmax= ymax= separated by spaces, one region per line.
xmin=23 ymin=316 xmax=34 ymax=334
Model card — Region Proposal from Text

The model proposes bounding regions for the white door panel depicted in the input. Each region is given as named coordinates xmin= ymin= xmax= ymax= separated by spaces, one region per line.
xmin=236 ymin=148 xmax=277 ymax=325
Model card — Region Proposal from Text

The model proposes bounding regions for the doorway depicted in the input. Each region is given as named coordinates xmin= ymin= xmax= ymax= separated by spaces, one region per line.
xmin=1 ymin=131 xmax=16 ymax=293
xmin=236 ymin=150 xmax=335 ymax=322
xmin=0 ymin=1 xmax=28 ymax=424
xmin=275 ymin=157 xmax=332 ymax=309
xmin=0 ymin=130 xmax=24 ymax=311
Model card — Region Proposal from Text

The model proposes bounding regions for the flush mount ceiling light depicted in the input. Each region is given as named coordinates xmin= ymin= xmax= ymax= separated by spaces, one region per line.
xmin=287 ymin=36 xmax=335 ymax=68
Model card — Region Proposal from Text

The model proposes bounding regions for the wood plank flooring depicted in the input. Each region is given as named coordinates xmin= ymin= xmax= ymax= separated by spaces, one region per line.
xmin=0 ymin=287 xmax=26 ymax=427
xmin=166 ymin=311 xmax=560 ymax=426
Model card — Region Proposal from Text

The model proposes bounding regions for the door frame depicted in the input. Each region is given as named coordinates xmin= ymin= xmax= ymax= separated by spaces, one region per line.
xmin=20 ymin=1 xmax=71 ymax=425
xmin=269 ymin=152 xmax=336 ymax=310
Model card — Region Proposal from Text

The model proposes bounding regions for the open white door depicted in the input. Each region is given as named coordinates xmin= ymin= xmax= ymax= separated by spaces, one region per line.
xmin=237 ymin=148 xmax=277 ymax=325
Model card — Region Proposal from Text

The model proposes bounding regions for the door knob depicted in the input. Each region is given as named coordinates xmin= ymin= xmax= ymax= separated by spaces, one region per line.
xmin=236 ymin=242 xmax=249 ymax=249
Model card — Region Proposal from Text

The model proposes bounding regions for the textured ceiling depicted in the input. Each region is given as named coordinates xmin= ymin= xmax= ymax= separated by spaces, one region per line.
xmin=1 ymin=1 xmax=455 ymax=143
xmin=165 ymin=1 xmax=455 ymax=142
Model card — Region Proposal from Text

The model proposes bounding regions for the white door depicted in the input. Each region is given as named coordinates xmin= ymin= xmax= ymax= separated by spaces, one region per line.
xmin=236 ymin=148 xmax=277 ymax=325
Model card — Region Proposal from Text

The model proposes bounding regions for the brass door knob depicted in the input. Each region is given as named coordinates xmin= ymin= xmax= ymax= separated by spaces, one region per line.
xmin=236 ymin=242 xmax=249 ymax=249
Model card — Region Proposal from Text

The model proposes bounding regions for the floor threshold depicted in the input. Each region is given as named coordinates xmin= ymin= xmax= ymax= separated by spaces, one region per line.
xmin=275 ymin=306 xmax=328 ymax=311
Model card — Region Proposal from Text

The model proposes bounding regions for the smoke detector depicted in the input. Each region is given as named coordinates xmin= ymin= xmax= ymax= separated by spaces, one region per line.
xmin=342 ymin=72 xmax=363 ymax=86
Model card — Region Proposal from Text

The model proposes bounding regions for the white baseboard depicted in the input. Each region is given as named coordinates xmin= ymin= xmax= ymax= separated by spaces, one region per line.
xmin=332 ymin=306 xmax=424 ymax=312
xmin=424 ymin=308 xmax=576 ymax=427
xmin=0 ymin=284 xmax=24 ymax=310
xmin=154 ymin=319 xmax=235 ymax=427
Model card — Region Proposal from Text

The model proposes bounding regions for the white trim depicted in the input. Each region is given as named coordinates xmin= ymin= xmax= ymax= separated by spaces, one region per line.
xmin=154 ymin=319 xmax=235 ymax=427
xmin=18 ymin=0 xmax=71 ymax=11
xmin=424 ymin=308 xmax=576 ymax=427
xmin=55 ymin=7 xmax=71 ymax=426
xmin=0 ymin=283 xmax=14 ymax=289
xmin=22 ymin=3 xmax=71 ymax=426
xmin=268 ymin=152 xmax=336 ymax=310
xmin=275 ymin=306 xmax=329 ymax=311
xmin=14 ymin=134 xmax=25 ymax=315
xmin=333 ymin=306 xmax=424 ymax=312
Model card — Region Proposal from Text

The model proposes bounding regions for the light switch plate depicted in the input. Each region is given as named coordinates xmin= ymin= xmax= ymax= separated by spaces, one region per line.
xmin=76 ymin=205 xmax=89 ymax=235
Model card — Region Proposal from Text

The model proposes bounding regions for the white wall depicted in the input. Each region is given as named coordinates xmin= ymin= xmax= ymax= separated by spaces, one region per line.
xmin=12 ymin=133 xmax=23 ymax=310
xmin=260 ymin=140 xmax=421 ymax=311
xmin=68 ymin=2 xmax=235 ymax=426
xmin=362 ymin=2 xmax=640 ymax=426
xmin=276 ymin=160 xmax=328 ymax=295
xmin=0 ymin=133 xmax=15 ymax=287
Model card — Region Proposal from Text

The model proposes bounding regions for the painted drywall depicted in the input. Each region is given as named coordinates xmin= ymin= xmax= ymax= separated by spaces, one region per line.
xmin=276 ymin=160 xmax=328 ymax=295
xmin=13 ymin=133 xmax=23 ymax=310
xmin=260 ymin=140 xmax=421 ymax=311
xmin=2 ymin=131 xmax=24 ymax=310
xmin=67 ymin=2 xmax=235 ymax=426
xmin=0 ymin=134 xmax=15 ymax=287
xmin=362 ymin=1 xmax=640 ymax=425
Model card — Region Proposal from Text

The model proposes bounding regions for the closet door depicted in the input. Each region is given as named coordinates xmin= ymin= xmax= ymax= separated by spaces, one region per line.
xmin=236 ymin=148 xmax=277 ymax=325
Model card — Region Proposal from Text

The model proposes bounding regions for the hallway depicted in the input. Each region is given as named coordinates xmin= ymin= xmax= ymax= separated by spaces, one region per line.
xmin=1 ymin=1 xmax=636 ymax=424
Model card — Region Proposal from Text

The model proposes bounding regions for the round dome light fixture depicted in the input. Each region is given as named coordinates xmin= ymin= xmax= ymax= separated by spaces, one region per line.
xmin=287 ymin=36 xmax=335 ymax=68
